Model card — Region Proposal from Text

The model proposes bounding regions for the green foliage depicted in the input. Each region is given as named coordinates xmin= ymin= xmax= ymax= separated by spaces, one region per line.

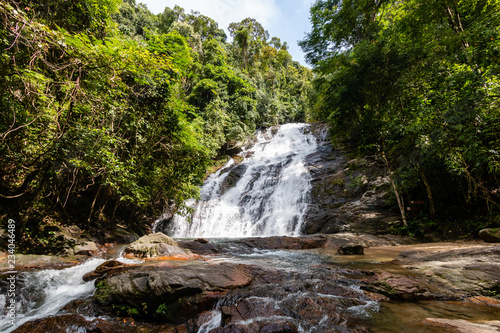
xmin=302 ymin=0 xmax=500 ymax=232
xmin=156 ymin=303 xmax=170 ymax=316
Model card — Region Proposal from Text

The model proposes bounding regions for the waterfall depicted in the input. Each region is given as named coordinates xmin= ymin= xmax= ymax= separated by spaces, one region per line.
xmin=168 ymin=123 xmax=317 ymax=238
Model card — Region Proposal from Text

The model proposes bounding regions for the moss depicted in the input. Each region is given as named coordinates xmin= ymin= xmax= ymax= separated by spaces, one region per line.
xmin=112 ymin=304 xmax=140 ymax=317
xmin=94 ymin=280 xmax=112 ymax=305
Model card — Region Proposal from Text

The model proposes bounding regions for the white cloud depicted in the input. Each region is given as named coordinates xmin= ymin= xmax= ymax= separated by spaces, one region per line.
xmin=139 ymin=0 xmax=281 ymax=33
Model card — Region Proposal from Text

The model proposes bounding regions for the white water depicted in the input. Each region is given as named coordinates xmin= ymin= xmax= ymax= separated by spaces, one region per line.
xmin=197 ymin=311 xmax=222 ymax=333
xmin=168 ymin=123 xmax=317 ymax=238
xmin=0 ymin=258 xmax=106 ymax=333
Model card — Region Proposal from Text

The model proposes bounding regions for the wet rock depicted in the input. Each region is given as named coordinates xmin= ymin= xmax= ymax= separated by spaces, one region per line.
xmin=178 ymin=240 xmax=229 ymax=255
xmin=124 ymin=232 xmax=188 ymax=258
xmin=479 ymin=228 xmax=500 ymax=243
xmin=212 ymin=320 xmax=299 ymax=333
xmin=338 ymin=245 xmax=364 ymax=255
xmin=362 ymin=272 xmax=434 ymax=301
xmin=82 ymin=260 xmax=129 ymax=282
xmin=12 ymin=314 xmax=134 ymax=333
xmin=94 ymin=263 xmax=252 ymax=323
xmin=60 ymin=297 xmax=107 ymax=318
xmin=219 ymin=164 xmax=249 ymax=194
xmin=178 ymin=234 xmax=412 ymax=255
xmin=13 ymin=314 xmax=95 ymax=333
xmin=229 ymin=235 xmax=328 ymax=251
xmin=195 ymin=238 xmax=209 ymax=244
xmin=420 ymin=318 xmax=500 ymax=333
xmin=214 ymin=266 xmax=379 ymax=333
xmin=74 ymin=241 xmax=99 ymax=255
xmin=13 ymin=314 xmax=170 ymax=333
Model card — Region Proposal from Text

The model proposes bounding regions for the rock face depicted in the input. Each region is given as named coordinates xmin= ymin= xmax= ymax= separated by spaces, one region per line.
xmin=123 ymin=232 xmax=188 ymax=258
xmin=479 ymin=228 xmax=500 ymax=243
xmin=95 ymin=263 xmax=252 ymax=323
xmin=303 ymin=125 xmax=400 ymax=235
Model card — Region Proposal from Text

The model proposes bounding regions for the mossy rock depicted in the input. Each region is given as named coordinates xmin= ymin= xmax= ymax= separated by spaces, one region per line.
xmin=479 ymin=228 xmax=500 ymax=243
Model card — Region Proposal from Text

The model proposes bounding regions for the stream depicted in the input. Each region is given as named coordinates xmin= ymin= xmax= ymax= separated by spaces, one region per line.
xmin=1 ymin=243 xmax=499 ymax=332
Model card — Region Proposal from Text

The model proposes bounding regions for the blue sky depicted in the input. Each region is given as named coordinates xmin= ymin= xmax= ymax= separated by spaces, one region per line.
xmin=138 ymin=0 xmax=315 ymax=67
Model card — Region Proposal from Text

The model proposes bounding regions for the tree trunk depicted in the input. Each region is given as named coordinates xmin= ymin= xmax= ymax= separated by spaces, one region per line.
xmin=382 ymin=152 xmax=407 ymax=227
xmin=418 ymin=164 xmax=436 ymax=218
xmin=88 ymin=184 xmax=102 ymax=228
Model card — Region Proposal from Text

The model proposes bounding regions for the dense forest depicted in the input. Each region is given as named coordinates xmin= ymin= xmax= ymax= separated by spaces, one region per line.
xmin=0 ymin=0 xmax=312 ymax=251
xmin=301 ymin=0 xmax=500 ymax=235
xmin=1 ymin=0 xmax=500 ymax=252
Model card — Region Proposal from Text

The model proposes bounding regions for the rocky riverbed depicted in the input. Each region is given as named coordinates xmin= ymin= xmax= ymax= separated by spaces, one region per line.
xmin=2 ymin=233 xmax=499 ymax=333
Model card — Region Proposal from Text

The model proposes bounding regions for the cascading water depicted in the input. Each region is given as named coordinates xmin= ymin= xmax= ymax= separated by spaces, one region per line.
xmin=167 ymin=123 xmax=317 ymax=238
xmin=0 ymin=258 xmax=106 ymax=333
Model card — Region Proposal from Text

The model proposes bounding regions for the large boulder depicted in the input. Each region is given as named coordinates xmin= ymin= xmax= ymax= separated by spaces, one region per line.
xmin=94 ymin=263 xmax=252 ymax=323
xmin=123 ymin=232 xmax=188 ymax=258
xmin=479 ymin=228 xmax=500 ymax=243
xmin=73 ymin=241 xmax=99 ymax=255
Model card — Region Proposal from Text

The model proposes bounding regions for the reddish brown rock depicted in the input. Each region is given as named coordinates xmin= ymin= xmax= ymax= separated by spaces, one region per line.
xmin=82 ymin=259 xmax=129 ymax=282
xmin=13 ymin=314 xmax=133 ymax=333
xmin=362 ymin=272 xmax=434 ymax=301
xmin=420 ymin=318 xmax=500 ymax=333
xmin=466 ymin=296 xmax=500 ymax=308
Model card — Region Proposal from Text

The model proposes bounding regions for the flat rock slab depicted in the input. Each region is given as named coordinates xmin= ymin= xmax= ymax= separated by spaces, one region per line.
xmin=395 ymin=245 xmax=500 ymax=298
xmin=420 ymin=318 xmax=500 ymax=333
xmin=0 ymin=253 xmax=87 ymax=272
